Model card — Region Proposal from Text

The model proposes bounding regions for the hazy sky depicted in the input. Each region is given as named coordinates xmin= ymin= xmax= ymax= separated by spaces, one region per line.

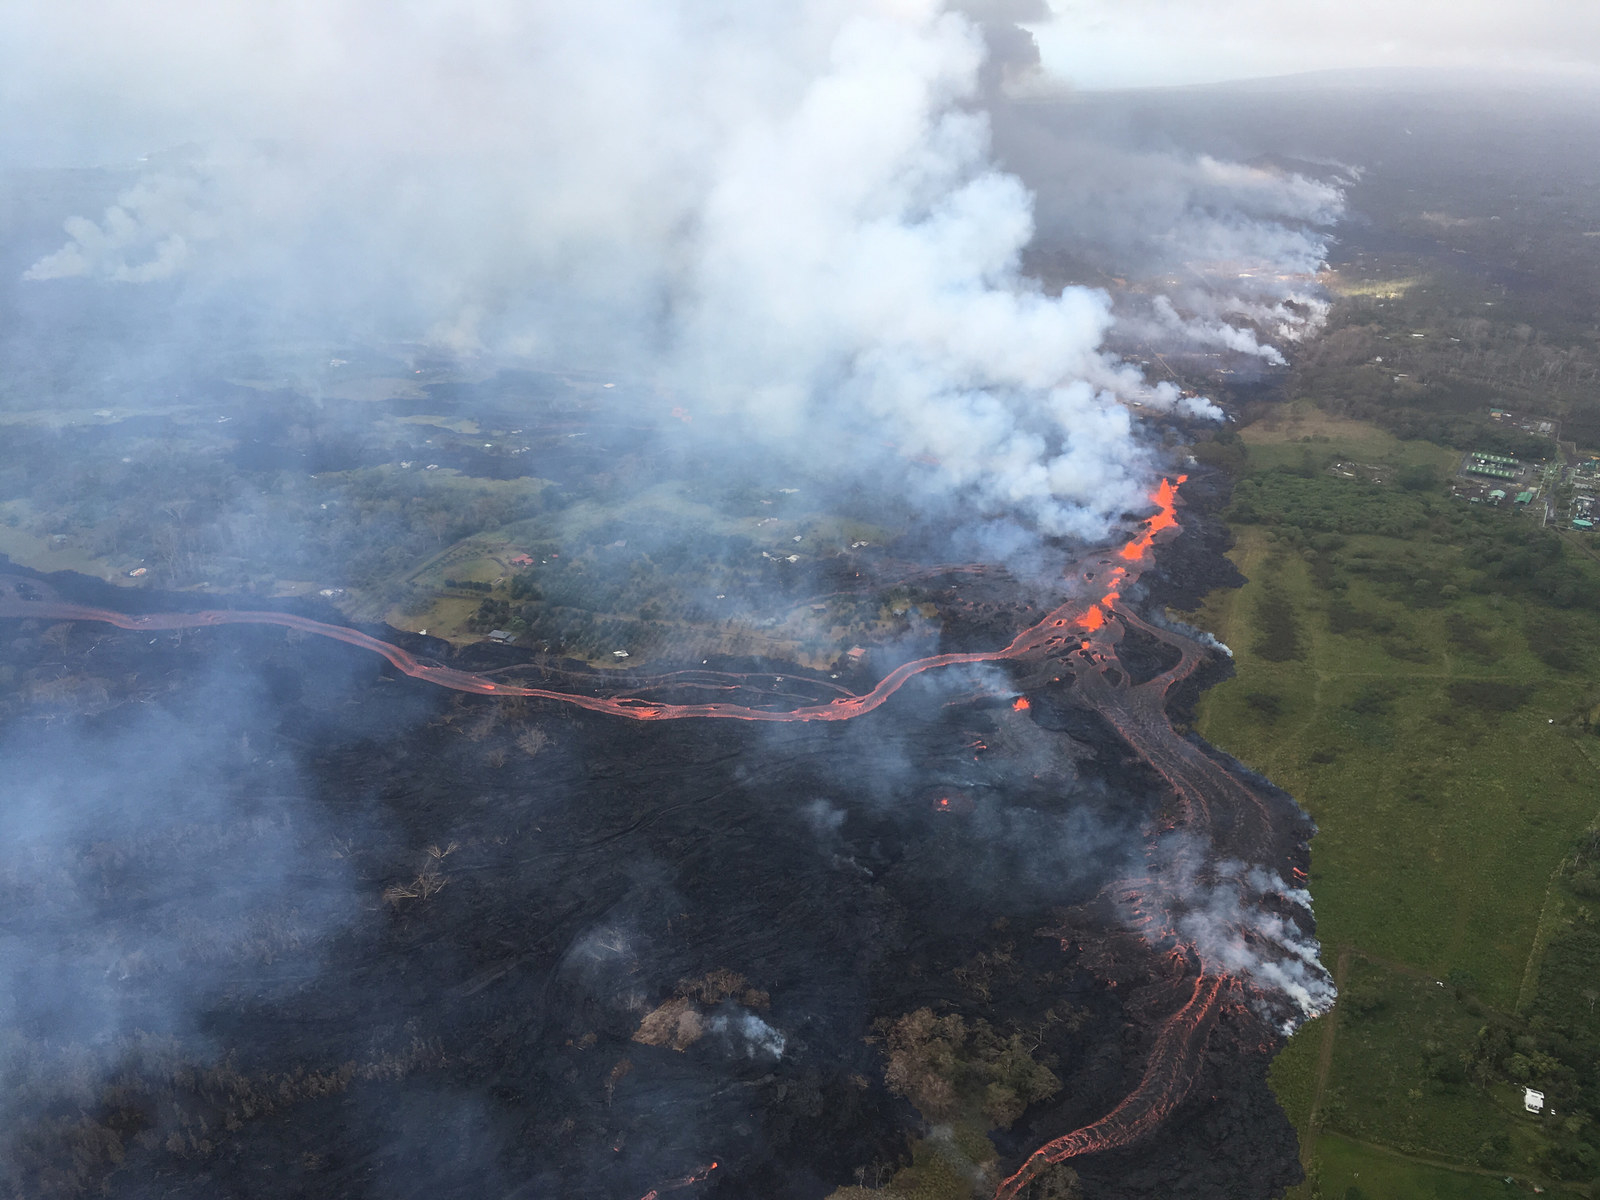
xmin=6 ymin=1 xmax=1599 ymax=166
xmin=1030 ymin=0 xmax=1600 ymax=89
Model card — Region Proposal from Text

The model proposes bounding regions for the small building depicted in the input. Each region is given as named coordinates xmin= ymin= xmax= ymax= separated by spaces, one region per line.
xmin=1515 ymin=491 xmax=1534 ymax=505
xmin=1488 ymin=490 xmax=1507 ymax=505
xmin=1574 ymin=519 xmax=1594 ymax=530
xmin=509 ymin=554 xmax=534 ymax=567
xmin=486 ymin=629 xmax=516 ymax=643
xmin=1525 ymin=1088 xmax=1546 ymax=1114
xmin=1468 ymin=464 xmax=1517 ymax=480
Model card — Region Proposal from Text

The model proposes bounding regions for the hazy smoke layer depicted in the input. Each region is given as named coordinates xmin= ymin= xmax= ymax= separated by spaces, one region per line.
xmin=995 ymin=126 xmax=1345 ymax=358
xmin=0 ymin=653 xmax=358 ymax=1181
xmin=958 ymin=3 xmax=1346 ymax=364
xmin=4 ymin=0 xmax=1342 ymax=539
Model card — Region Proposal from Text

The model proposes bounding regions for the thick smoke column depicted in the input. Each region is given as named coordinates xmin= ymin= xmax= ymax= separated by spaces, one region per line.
xmin=669 ymin=6 xmax=1205 ymax=537
xmin=2 ymin=0 xmax=1344 ymax=541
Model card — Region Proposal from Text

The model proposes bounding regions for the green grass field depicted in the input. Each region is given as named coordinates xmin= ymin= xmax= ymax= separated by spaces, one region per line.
xmin=1322 ymin=959 xmax=1512 ymax=1163
xmin=1317 ymin=1135 xmax=1527 ymax=1200
xmin=1182 ymin=417 xmax=1600 ymax=1195
xmin=1190 ymin=522 xmax=1598 ymax=1004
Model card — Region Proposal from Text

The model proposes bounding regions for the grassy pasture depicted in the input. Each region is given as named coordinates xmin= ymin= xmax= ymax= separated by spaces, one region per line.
xmin=1239 ymin=400 xmax=1453 ymax=461
xmin=1189 ymin=522 xmax=1598 ymax=1008
xmin=1317 ymin=1135 xmax=1525 ymax=1200
xmin=1322 ymin=959 xmax=1510 ymax=1163
xmin=1182 ymin=416 xmax=1600 ymax=1192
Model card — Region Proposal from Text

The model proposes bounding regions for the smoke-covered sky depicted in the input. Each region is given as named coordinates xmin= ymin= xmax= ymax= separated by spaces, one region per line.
xmin=1026 ymin=0 xmax=1600 ymax=90
xmin=8 ymin=0 xmax=1595 ymax=159
xmin=0 ymin=0 xmax=1346 ymax=541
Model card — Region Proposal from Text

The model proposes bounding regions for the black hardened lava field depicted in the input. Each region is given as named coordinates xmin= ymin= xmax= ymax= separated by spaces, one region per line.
xmin=0 ymin=459 xmax=1327 ymax=1200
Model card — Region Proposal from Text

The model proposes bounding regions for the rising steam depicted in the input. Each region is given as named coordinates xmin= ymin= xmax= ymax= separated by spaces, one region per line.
xmin=1154 ymin=840 xmax=1336 ymax=1032
xmin=8 ymin=0 xmax=1341 ymax=542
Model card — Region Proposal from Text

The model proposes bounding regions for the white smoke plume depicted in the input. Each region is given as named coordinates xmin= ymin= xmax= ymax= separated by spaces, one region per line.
xmin=1145 ymin=610 xmax=1234 ymax=658
xmin=708 ymin=1010 xmax=788 ymax=1059
xmin=20 ymin=170 xmax=216 ymax=283
xmin=1142 ymin=295 xmax=1291 ymax=365
xmin=1 ymin=0 xmax=1341 ymax=542
xmin=984 ymin=91 xmax=1347 ymax=361
xmin=1141 ymin=837 xmax=1336 ymax=1033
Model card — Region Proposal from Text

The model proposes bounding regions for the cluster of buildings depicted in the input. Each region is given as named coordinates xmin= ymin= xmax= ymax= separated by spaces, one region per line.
xmin=1572 ymin=494 xmax=1595 ymax=531
xmin=1488 ymin=407 xmax=1558 ymax=438
xmin=1459 ymin=449 xmax=1536 ymax=506
xmin=1466 ymin=451 xmax=1520 ymax=481
xmin=1480 ymin=488 xmax=1535 ymax=507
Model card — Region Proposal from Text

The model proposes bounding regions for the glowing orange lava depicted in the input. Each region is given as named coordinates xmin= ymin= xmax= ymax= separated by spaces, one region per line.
xmin=1012 ymin=697 xmax=1030 ymax=712
xmin=1118 ymin=475 xmax=1185 ymax=562
xmin=993 ymin=974 xmax=1226 ymax=1200
xmin=931 ymin=790 xmax=976 ymax=815
xmin=637 ymin=1161 xmax=719 ymax=1198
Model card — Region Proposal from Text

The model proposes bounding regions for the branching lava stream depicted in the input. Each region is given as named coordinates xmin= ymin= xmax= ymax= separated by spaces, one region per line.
xmin=0 ymin=474 xmax=1330 ymax=1198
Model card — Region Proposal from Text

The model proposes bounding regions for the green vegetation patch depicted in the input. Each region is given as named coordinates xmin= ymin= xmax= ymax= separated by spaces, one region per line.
xmin=1322 ymin=959 xmax=1508 ymax=1164
xmin=387 ymin=479 xmax=912 ymax=664
xmin=823 ymin=1007 xmax=1072 ymax=1200
xmin=1188 ymin=413 xmax=1600 ymax=1189
xmin=1316 ymin=1134 xmax=1525 ymax=1200
xmin=1192 ymin=524 xmax=1597 ymax=1006
xmin=1231 ymin=470 xmax=1432 ymax=537
xmin=1267 ymin=1022 xmax=1321 ymax=1132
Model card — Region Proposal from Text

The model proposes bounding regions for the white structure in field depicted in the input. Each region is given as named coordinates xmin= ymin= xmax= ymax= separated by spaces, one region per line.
xmin=1524 ymin=1088 xmax=1545 ymax=1113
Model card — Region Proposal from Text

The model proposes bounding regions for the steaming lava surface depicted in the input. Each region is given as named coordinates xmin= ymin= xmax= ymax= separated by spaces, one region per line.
xmin=0 ymin=474 xmax=1322 ymax=1200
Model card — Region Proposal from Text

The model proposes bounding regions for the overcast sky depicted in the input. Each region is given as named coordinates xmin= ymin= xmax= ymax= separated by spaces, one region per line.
xmin=1029 ymin=0 xmax=1600 ymax=89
